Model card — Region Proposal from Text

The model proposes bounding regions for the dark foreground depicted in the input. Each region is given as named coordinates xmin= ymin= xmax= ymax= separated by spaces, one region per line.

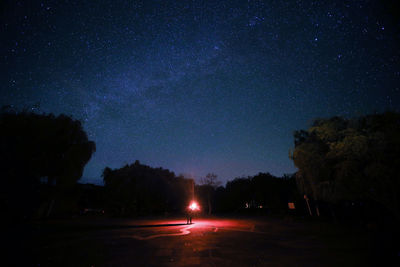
xmin=7 ymin=216 xmax=399 ymax=266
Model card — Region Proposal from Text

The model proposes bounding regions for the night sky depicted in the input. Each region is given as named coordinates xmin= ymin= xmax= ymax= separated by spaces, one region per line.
xmin=1 ymin=0 xmax=399 ymax=185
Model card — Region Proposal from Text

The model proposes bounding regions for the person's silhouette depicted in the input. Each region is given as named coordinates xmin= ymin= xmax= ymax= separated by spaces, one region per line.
xmin=186 ymin=201 xmax=199 ymax=224
xmin=186 ymin=209 xmax=193 ymax=224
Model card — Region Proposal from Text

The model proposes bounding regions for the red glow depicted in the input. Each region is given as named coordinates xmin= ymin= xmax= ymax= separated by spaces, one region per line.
xmin=189 ymin=201 xmax=200 ymax=211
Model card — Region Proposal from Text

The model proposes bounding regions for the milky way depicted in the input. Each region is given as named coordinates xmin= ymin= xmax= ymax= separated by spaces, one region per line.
xmin=1 ymin=0 xmax=399 ymax=184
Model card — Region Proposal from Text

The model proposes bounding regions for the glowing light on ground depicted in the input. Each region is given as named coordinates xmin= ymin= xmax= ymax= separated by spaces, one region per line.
xmin=123 ymin=218 xmax=259 ymax=240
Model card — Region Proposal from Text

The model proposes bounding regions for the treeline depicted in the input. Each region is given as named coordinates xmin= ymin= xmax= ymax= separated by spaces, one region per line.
xmin=2 ymin=107 xmax=399 ymax=224
xmin=101 ymin=162 xmax=299 ymax=216
xmin=213 ymin=173 xmax=298 ymax=214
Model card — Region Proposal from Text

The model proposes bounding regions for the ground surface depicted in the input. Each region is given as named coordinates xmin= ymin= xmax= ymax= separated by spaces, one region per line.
xmin=7 ymin=216 xmax=393 ymax=266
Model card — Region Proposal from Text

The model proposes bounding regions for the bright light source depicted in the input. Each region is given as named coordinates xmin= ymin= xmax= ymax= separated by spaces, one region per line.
xmin=189 ymin=201 xmax=200 ymax=211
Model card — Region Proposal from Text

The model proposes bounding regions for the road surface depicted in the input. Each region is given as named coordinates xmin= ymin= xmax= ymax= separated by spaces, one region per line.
xmin=13 ymin=216 xmax=373 ymax=266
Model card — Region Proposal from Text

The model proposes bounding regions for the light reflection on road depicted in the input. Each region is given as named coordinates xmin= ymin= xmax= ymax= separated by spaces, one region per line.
xmin=130 ymin=223 xmax=196 ymax=240
xmin=124 ymin=218 xmax=257 ymax=240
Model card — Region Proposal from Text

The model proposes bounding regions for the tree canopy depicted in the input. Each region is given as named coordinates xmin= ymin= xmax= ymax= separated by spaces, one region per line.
xmin=0 ymin=108 xmax=95 ymax=220
xmin=102 ymin=160 xmax=193 ymax=215
xmin=1 ymin=108 xmax=95 ymax=187
xmin=291 ymin=112 xmax=400 ymax=219
xmin=198 ymin=173 xmax=221 ymax=215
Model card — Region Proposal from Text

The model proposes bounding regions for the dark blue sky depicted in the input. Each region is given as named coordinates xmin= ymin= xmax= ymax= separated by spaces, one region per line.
xmin=1 ymin=0 xmax=399 ymax=185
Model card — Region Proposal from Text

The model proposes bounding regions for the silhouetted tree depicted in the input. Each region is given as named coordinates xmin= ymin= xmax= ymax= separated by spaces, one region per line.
xmin=224 ymin=177 xmax=252 ymax=211
xmin=200 ymin=173 xmax=220 ymax=215
xmin=0 ymin=108 xmax=95 ymax=220
xmin=102 ymin=161 xmax=192 ymax=216
xmin=291 ymin=112 xmax=400 ymax=220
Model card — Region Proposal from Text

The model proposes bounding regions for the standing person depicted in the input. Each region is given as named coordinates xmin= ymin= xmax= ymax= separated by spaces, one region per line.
xmin=186 ymin=208 xmax=193 ymax=224
xmin=186 ymin=201 xmax=199 ymax=224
